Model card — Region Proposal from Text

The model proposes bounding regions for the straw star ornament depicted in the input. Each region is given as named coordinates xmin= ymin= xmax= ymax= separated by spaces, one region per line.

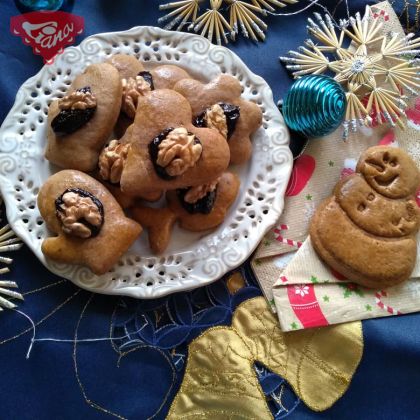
xmin=280 ymin=6 xmax=420 ymax=138
xmin=0 ymin=222 xmax=23 ymax=312
xmin=158 ymin=0 xmax=299 ymax=44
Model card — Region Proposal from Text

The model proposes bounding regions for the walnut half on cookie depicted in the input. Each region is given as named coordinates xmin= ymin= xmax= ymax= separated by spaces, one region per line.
xmin=95 ymin=134 xmax=162 ymax=207
xmin=38 ymin=170 xmax=142 ymax=275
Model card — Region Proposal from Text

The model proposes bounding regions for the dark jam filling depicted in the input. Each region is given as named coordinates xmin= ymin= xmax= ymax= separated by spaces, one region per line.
xmin=177 ymin=187 xmax=217 ymax=214
xmin=77 ymin=86 xmax=92 ymax=94
xmin=55 ymin=188 xmax=104 ymax=237
xmin=138 ymin=71 xmax=155 ymax=90
xmin=194 ymin=102 xmax=240 ymax=139
xmin=148 ymin=128 xmax=201 ymax=180
xmin=51 ymin=86 xmax=97 ymax=136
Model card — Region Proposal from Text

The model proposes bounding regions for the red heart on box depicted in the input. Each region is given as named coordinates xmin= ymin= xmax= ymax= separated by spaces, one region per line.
xmin=10 ymin=11 xmax=84 ymax=64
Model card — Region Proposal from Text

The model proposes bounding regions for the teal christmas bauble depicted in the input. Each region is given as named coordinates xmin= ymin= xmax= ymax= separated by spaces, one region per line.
xmin=282 ymin=75 xmax=346 ymax=138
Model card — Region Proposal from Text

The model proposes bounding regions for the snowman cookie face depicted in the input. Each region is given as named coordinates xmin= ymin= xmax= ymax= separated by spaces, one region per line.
xmin=357 ymin=146 xmax=420 ymax=199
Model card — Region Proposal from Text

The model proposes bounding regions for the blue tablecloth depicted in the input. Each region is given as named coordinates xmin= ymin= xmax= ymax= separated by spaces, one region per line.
xmin=1 ymin=1 xmax=420 ymax=419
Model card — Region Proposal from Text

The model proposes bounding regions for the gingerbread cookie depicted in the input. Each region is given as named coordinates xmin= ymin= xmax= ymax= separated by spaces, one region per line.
xmin=131 ymin=173 xmax=240 ymax=254
xmin=106 ymin=54 xmax=145 ymax=80
xmin=93 ymin=174 xmax=162 ymax=208
xmin=356 ymin=146 xmax=420 ymax=199
xmin=334 ymin=175 xmax=420 ymax=237
xmin=45 ymin=63 xmax=122 ymax=172
xmin=96 ymin=129 xmax=162 ymax=205
xmin=107 ymin=54 xmax=155 ymax=123
xmin=131 ymin=207 xmax=177 ymax=254
xmin=119 ymin=89 xmax=230 ymax=196
xmin=38 ymin=170 xmax=142 ymax=275
xmin=174 ymin=74 xmax=262 ymax=164
xmin=310 ymin=146 xmax=420 ymax=289
xmin=167 ymin=172 xmax=240 ymax=231
xmin=151 ymin=65 xmax=191 ymax=90
xmin=107 ymin=55 xmax=190 ymax=90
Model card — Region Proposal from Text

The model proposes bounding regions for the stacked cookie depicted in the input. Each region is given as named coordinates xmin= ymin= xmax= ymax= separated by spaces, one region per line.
xmin=38 ymin=54 xmax=262 ymax=274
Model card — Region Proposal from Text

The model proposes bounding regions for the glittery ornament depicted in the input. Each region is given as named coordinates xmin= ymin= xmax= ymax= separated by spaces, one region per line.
xmin=228 ymin=0 xmax=267 ymax=42
xmin=282 ymin=75 xmax=347 ymax=138
xmin=0 ymin=281 xmax=24 ymax=311
xmin=158 ymin=0 xmax=204 ymax=31
xmin=250 ymin=0 xmax=298 ymax=12
xmin=0 ymin=222 xmax=23 ymax=311
xmin=280 ymin=6 xmax=420 ymax=138
xmin=158 ymin=0 xmax=299 ymax=44
xmin=193 ymin=0 xmax=232 ymax=45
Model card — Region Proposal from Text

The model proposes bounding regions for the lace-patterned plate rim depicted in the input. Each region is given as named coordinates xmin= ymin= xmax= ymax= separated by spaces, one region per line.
xmin=0 ymin=26 xmax=292 ymax=299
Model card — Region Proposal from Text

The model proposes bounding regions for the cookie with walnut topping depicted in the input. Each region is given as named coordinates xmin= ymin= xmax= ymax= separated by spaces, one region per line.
xmin=95 ymin=126 xmax=162 ymax=207
xmin=37 ymin=170 xmax=142 ymax=275
xmin=131 ymin=172 xmax=240 ymax=254
xmin=174 ymin=74 xmax=262 ymax=164
xmin=119 ymin=89 xmax=230 ymax=196
xmin=45 ymin=63 xmax=122 ymax=172
xmin=107 ymin=54 xmax=155 ymax=132
xmin=107 ymin=56 xmax=190 ymax=135
xmin=107 ymin=54 xmax=190 ymax=90
xmin=166 ymin=172 xmax=240 ymax=231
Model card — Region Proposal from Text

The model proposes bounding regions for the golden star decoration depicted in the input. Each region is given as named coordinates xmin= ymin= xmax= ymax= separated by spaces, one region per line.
xmin=280 ymin=6 xmax=420 ymax=139
xmin=159 ymin=0 xmax=299 ymax=44
xmin=167 ymin=296 xmax=363 ymax=418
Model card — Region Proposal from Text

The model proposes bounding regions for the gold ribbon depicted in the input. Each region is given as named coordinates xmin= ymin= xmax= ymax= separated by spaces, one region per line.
xmin=168 ymin=297 xmax=363 ymax=418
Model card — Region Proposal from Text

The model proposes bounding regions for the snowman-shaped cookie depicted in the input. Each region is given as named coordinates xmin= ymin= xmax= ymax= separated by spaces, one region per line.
xmin=310 ymin=146 xmax=420 ymax=289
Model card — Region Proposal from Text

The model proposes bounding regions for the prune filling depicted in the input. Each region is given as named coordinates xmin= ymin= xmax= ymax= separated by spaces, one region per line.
xmin=51 ymin=86 xmax=96 ymax=136
xmin=78 ymin=86 xmax=92 ymax=94
xmin=194 ymin=102 xmax=240 ymax=139
xmin=55 ymin=188 xmax=104 ymax=237
xmin=138 ymin=71 xmax=154 ymax=90
xmin=148 ymin=127 xmax=201 ymax=180
xmin=177 ymin=188 xmax=217 ymax=214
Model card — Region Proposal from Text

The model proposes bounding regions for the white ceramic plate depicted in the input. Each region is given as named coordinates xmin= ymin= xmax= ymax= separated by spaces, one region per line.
xmin=0 ymin=26 xmax=292 ymax=298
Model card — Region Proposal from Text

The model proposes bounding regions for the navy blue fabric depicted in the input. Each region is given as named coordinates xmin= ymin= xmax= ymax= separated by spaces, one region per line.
xmin=1 ymin=1 xmax=420 ymax=419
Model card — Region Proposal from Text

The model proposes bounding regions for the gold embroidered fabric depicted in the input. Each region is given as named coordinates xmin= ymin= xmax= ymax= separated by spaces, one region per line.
xmin=168 ymin=297 xmax=363 ymax=418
